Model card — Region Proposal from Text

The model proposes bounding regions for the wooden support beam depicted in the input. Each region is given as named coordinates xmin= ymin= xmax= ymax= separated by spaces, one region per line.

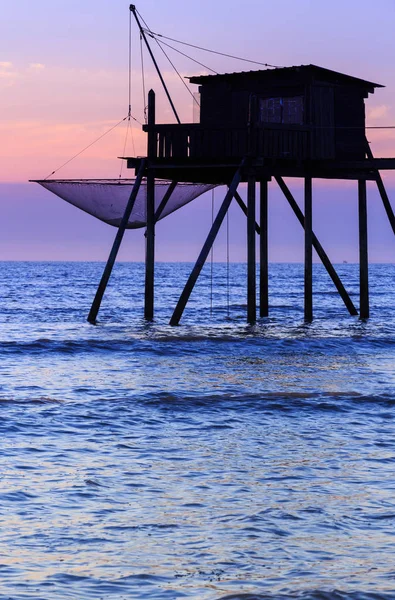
xmin=304 ymin=176 xmax=313 ymax=322
xmin=275 ymin=176 xmax=358 ymax=316
xmin=145 ymin=90 xmax=156 ymax=321
xmin=144 ymin=170 xmax=155 ymax=321
xmin=365 ymin=140 xmax=395 ymax=236
xmin=247 ymin=176 xmax=257 ymax=324
xmin=234 ymin=191 xmax=261 ymax=234
xmin=154 ymin=181 xmax=178 ymax=223
xmin=260 ymin=180 xmax=269 ymax=317
xmin=170 ymin=161 xmax=245 ymax=326
xmin=87 ymin=160 xmax=146 ymax=324
xmin=359 ymin=179 xmax=369 ymax=319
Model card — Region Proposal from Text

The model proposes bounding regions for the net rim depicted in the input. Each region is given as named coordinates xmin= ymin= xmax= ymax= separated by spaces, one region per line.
xmin=30 ymin=179 xmax=214 ymax=187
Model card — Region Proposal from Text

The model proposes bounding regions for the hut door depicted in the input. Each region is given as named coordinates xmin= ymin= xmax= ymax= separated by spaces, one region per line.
xmin=311 ymin=86 xmax=335 ymax=159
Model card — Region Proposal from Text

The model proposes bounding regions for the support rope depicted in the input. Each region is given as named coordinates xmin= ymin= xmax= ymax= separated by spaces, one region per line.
xmin=120 ymin=12 xmax=136 ymax=178
xmin=43 ymin=116 xmax=131 ymax=180
xmin=152 ymin=37 xmax=200 ymax=104
xmin=153 ymin=37 xmax=218 ymax=75
xmin=140 ymin=33 xmax=147 ymax=123
xmin=144 ymin=28 xmax=282 ymax=69
xmin=128 ymin=8 xmax=132 ymax=118
xmin=136 ymin=8 xmax=199 ymax=106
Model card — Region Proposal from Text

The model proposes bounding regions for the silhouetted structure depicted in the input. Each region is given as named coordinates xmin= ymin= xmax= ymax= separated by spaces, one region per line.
xmin=118 ymin=64 xmax=395 ymax=325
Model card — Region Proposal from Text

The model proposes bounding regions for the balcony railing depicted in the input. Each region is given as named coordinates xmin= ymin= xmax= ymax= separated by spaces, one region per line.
xmin=144 ymin=123 xmax=313 ymax=161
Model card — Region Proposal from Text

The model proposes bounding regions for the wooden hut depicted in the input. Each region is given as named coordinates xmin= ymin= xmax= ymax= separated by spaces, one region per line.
xmin=122 ymin=64 xmax=395 ymax=325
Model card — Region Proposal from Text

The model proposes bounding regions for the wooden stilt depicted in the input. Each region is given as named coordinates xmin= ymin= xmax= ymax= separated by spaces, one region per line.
xmin=359 ymin=179 xmax=369 ymax=319
xmin=275 ymin=176 xmax=358 ymax=316
xmin=247 ymin=176 xmax=256 ymax=324
xmin=304 ymin=176 xmax=313 ymax=321
xmin=365 ymin=140 xmax=395 ymax=236
xmin=87 ymin=160 xmax=146 ymax=324
xmin=260 ymin=180 xmax=269 ymax=317
xmin=154 ymin=181 xmax=178 ymax=223
xmin=234 ymin=191 xmax=261 ymax=234
xmin=144 ymin=170 xmax=155 ymax=321
xmin=170 ymin=161 xmax=245 ymax=326
xmin=144 ymin=89 xmax=156 ymax=321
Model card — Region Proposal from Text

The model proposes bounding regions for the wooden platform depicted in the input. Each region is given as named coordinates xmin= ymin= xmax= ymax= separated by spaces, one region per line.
xmin=126 ymin=155 xmax=395 ymax=184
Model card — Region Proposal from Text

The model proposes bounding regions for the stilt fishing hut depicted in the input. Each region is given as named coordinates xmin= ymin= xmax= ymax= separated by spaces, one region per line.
xmin=34 ymin=5 xmax=395 ymax=325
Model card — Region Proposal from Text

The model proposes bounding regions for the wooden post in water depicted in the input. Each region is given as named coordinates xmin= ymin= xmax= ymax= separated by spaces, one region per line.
xmin=234 ymin=191 xmax=261 ymax=235
xmin=145 ymin=90 xmax=156 ymax=321
xmin=247 ymin=175 xmax=256 ymax=324
xmin=87 ymin=160 xmax=146 ymax=324
xmin=275 ymin=176 xmax=357 ymax=316
xmin=260 ymin=180 xmax=268 ymax=317
xmin=304 ymin=176 xmax=313 ymax=321
xmin=170 ymin=161 xmax=245 ymax=326
xmin=358 ymin=179 xmax=369 ymax=319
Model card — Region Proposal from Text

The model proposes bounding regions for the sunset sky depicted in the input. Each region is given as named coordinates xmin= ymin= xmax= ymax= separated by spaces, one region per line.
xmin=1 ymin=0 xmax=395 ymax=262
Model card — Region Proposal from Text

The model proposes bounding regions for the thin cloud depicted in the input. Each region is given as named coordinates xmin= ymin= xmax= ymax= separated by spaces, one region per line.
xmin=29 ymin=63 xmax=45 ymax=71
xmin=367 ymin=104 xmax=390 ymax=121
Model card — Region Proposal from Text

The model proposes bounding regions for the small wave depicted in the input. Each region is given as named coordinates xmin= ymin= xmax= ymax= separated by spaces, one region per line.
xmin=120 ymin=390 xmax=395 ymax=414
xmin=218 ymin=592 xmax=395 ymax=600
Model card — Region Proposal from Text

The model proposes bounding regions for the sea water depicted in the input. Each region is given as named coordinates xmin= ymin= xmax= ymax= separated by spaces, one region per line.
xmin=1 ymin=261 xmax=395 ymax=600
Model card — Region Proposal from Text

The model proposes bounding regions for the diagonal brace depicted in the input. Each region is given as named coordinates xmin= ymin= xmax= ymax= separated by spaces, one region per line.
xmin=170 ymin=160 xmax=245 ymax=325
xmin=365 ymin=139 xmax=395 ymax=236
xmin=87 ymin=160 xmax=146 ymax=324
xmin=234 ymin=190 xmax=261 ymax=234
xmin=154 ymin=180 xmax=178 ymax=223
xmin=275 ymin=176 xmax=358 ymax=316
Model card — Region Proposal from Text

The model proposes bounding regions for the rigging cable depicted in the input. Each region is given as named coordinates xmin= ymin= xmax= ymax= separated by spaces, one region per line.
xmin=136 ymin=9 xmax=198 ymax=106
xmin=152 ymin=37 xmax=200 ymax=104
xmin=140 ymin=33 xmax=148 ymax=123
xmin=153 ymin=37 xmax=218 ymax=75
xmin=120 ymin=9 xmax=136 ymax=178
xmin=43 ymin=116 xmax=133 ymax=180
xmin=143 ymin=28 xmax=282 ymax=69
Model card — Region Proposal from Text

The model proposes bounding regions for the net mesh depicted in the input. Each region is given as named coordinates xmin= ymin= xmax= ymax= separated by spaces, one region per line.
xmin=35 ymin=179 xmax=218 ymax=229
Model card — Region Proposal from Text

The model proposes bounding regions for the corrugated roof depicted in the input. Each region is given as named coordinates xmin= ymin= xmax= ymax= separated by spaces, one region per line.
xmin=187 ymin=64 xmax=383 ymax=89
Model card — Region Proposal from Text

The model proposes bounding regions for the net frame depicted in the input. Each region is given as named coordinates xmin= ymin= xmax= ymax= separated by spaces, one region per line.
xmin=33 ymin=178 xmax=219 ymax=229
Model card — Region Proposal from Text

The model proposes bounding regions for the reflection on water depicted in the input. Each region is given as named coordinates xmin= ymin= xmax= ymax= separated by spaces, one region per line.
xmin=0 ymin=262 xmax=395 ymax=599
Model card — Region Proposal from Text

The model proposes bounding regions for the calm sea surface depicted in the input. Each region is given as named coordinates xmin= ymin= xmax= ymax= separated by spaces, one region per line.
xmin=1 ymin=261 xmax=395 ymax=600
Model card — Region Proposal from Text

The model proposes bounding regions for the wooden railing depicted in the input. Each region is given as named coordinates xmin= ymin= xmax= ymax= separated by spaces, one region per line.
xmin=144 ymin=123 xmax=312 ymax=160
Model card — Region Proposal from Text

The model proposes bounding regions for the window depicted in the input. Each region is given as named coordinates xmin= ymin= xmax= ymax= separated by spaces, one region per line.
xmin=259 ymin=96 xmax=304 ymax=125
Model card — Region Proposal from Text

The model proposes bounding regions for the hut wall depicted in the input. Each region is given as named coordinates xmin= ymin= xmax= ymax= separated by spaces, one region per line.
xmin=334 ymin=87 xmax=366 ymax=160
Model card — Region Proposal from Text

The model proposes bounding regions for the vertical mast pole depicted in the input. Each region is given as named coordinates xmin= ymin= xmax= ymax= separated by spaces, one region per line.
xmin=130 ymin=5 xmax=181 ymax=124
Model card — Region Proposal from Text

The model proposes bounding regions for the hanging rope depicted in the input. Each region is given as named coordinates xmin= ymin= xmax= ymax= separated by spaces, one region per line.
xmin=140 ymin=33 xmax=148 ymax=123
xmin=119 ymin=119 xmax=135 ymax=178
xmin=128 ymin=8 xmax=132 ymax=118
xmin=119 ymin=12 xmax=136 ymax=179
xmin=210 ymin=188 xmax=214 ymax=316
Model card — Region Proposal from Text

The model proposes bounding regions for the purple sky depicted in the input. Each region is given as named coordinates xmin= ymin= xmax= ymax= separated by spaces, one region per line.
xmin=1 ymin=0 xmax=395 ymax=261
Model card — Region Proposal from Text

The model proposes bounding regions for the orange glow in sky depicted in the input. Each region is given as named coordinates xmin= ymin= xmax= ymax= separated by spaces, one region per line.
xmin=1 ymin=0 xmax=395 ymax=261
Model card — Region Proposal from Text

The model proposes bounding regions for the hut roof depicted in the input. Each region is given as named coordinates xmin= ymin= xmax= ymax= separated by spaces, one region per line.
xmin=187 ymin=64 xmax=383 ymax=92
